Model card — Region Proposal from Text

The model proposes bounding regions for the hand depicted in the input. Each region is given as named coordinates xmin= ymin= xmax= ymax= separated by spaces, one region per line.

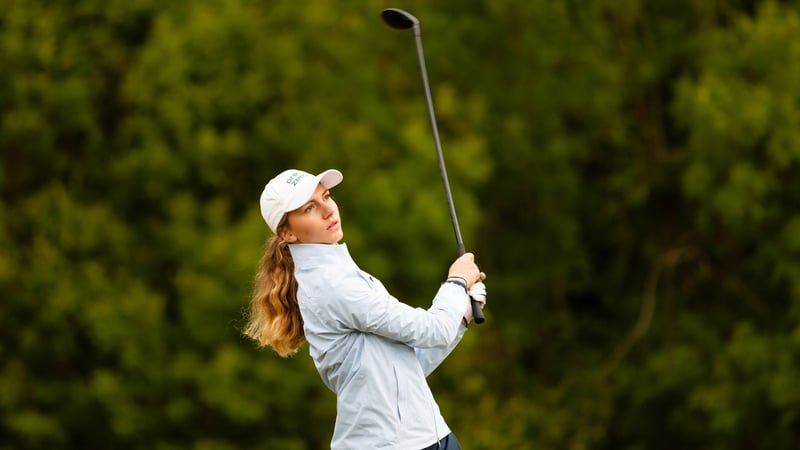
xmin=463 ymin=281 xmax=487 ymax=325
xmin=447 ymin=253 xmax=482 ymax=288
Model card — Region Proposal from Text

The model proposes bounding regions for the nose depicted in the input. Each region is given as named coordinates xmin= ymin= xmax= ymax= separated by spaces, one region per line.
xmin=321 ymin=201 xmax=335 ymax=218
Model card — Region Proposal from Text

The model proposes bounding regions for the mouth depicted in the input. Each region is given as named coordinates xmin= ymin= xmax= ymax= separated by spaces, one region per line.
xmin=327 ymin=220 xmax=340 ymax=231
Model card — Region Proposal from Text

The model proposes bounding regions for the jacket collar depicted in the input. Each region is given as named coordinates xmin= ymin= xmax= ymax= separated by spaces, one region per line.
xmin=288 ymin=242 xmax=356 ymax=269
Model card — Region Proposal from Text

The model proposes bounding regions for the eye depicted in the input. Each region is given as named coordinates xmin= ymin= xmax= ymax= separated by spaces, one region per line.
xmin=303 ymin=204 xmax=315 ymax=213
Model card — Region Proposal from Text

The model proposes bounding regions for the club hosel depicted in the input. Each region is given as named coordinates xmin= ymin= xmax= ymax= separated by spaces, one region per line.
xmin=413 ymin=24 xmax=421 ymax=37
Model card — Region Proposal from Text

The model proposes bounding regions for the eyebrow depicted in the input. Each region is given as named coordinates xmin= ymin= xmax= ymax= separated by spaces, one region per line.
xmin=300 ymin=189 xmax=330 ymax=210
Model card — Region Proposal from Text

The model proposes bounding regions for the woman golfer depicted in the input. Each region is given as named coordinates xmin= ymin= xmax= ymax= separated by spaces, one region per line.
xmin=244 ymin=168 xmax=487 ymax=450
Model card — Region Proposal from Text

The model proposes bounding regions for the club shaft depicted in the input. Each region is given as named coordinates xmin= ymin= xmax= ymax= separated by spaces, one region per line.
xmin=412 ymin=25 xmax=484 ymax=324
xmin=413 ymin=27 xmax=465 ymax=255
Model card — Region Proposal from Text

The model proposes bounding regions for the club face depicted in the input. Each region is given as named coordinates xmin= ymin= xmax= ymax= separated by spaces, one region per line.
xmin=381 ymin=8 xmax=419 ymax=29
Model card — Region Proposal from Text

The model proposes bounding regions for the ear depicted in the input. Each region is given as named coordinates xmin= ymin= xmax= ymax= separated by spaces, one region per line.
xmin=280 ymin=229 xmax=298 ymax=243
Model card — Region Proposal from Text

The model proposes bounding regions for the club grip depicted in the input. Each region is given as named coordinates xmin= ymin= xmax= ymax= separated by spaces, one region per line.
xmin=459 ymin=245 xmax=485 ymax=325
xmin=470 ymin=298 xmax=485 ymax=324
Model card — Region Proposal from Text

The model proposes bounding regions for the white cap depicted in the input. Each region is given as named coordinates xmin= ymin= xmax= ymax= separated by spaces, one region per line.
xmin=259 ymin=169 xmax=343 ymax=233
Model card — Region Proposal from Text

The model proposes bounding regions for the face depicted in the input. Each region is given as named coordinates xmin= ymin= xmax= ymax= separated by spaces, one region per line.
xmin=281 ymin=183 xmax=343 ymax=245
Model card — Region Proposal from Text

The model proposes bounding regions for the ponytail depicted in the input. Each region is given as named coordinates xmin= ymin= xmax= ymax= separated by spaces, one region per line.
xmin=243 ymin=219 xmax=304 ymax=357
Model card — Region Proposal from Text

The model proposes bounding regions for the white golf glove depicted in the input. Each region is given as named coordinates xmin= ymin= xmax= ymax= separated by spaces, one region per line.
xmin=463 ymin=282 xmax=487 ymax=325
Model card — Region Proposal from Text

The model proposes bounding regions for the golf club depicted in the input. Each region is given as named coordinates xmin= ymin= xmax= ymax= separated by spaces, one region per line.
xmin=381 ymin=7 xmax=485 ymax=324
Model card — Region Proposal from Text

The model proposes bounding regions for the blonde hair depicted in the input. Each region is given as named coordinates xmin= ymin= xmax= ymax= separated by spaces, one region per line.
xmin=243 ymin=218 xmax=305 ymax=357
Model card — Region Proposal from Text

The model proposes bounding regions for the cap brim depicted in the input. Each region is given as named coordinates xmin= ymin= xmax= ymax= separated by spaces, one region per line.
xmin=318 ymin=169 xmax=343 ymax=189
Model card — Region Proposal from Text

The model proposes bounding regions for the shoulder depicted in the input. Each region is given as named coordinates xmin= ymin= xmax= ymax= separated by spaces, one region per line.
xmin=297 ymin=264 xmax=374 ymax=300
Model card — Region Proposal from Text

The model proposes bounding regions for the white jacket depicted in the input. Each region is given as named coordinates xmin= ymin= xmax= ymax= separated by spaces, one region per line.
xmin=289 ymin=243 xmax=468 ymax=450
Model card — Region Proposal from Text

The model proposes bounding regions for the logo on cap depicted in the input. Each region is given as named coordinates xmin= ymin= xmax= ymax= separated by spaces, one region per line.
xmin=285 ymin=171 xmax=307 ymax=186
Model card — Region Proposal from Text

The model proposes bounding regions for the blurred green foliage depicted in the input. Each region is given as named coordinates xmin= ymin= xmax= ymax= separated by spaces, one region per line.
xmin=2 ymin=0 xmax=800 ymax=448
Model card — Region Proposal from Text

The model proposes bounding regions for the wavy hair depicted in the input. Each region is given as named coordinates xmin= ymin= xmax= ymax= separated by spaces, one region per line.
xmin=243 ymin=217 xmax=304 ymax=357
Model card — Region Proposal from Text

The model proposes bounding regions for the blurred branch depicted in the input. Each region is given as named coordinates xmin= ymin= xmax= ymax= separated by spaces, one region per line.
xmin=603 ymin=246 xmax=697 ymax=375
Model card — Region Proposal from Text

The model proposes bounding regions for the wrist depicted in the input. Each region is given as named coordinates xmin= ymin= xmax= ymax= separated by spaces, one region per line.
xmin=444 ymin=278 xmax=468 ymax=293
xmin=447 ymin=275 xmax=469 ymax=287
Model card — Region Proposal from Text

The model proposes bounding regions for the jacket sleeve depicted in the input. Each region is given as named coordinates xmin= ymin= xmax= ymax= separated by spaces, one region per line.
xmin=415 ymin=324 xmax=468 ymax=376
xmin=325 ymin=273 xmax=468 ymax=349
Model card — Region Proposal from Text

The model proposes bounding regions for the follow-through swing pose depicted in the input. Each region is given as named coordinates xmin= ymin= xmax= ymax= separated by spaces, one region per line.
xmin=244 ymin=168 xmax=487 ymax=449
